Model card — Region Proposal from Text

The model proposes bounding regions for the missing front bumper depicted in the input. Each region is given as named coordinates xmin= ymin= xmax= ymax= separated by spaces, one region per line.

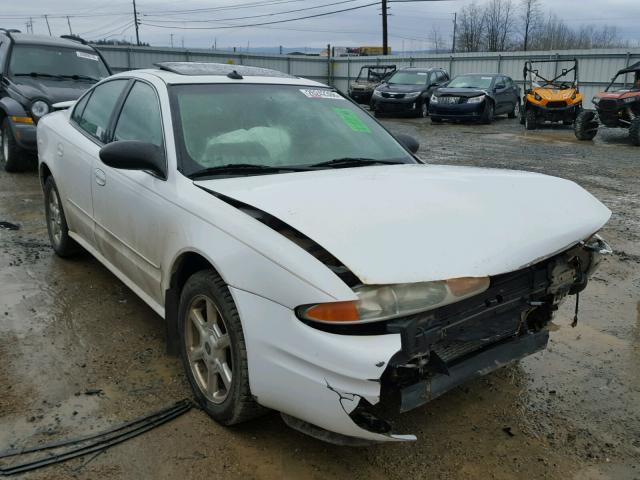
xmin=399 ymin=330 xmax=548 ymax=412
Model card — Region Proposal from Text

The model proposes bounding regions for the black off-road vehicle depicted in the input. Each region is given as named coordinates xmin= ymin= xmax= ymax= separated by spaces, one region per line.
xmin=0 ymin=30 xmax=111 ymax=171
xmin=575 ymin=62 xmax=640 ymax=146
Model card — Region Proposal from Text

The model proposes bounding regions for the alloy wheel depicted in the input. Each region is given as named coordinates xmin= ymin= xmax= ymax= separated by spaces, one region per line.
xmin=421 ymin=102 xmax=428 ymax=118
xmin=47 ymin=188 xmax=63 ymax=247
xmin=513 ymin=102 xmax=520 ymax=118
xmin=185 ymin=295 xmax=233 ymax=404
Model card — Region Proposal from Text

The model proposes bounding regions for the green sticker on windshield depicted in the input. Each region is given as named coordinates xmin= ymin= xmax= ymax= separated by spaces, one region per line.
xmin=333 ymin=108 xmax=371 ymax=133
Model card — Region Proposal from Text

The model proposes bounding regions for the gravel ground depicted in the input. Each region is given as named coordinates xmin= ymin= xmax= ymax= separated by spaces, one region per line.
xmin=0 ymin=115 xmax=639 ymax=479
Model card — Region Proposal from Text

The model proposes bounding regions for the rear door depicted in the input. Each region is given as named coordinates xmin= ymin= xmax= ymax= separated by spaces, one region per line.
xmin=91 ymin=79 xmax=168 ymax=304
xmin=494 ymin=76 xmax=511 ymax=114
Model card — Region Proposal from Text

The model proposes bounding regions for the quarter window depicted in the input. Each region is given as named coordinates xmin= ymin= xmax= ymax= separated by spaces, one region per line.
xmin=75 ymin=79 xmax=127 ymax=142
xmin=113 ymin=81 xmax=163 ymax=147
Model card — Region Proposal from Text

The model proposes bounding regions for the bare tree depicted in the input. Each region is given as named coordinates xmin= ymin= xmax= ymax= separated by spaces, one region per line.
xmin=456 ymin=2 xmax=485 ymax=52
xmin=520 ymin=0 xmax=542 ymax=51
xmin=484 ymin=0 xmax=514 ymax=52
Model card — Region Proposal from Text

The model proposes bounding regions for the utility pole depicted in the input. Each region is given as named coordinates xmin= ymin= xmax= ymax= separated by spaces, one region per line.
xmin=451 ymin=12 xmax=457 ymax=53
xmin=170 ymin=33 xmax=174 ymax=48
xmin=381 ymin=0 xmax=389 ymax=55
xmin=66 ymin=16 xmax=73 ymax=35
xmin=132 ymin=0 xmax=140 ymax=46
xmin=44 ymin=15 xmax=52 ymax=36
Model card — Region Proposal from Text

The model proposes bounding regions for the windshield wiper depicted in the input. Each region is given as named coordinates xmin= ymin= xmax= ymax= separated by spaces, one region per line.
xmin=60 ymin=74 xmax=101 ymax=82
xmin=188 ymin=163 xmax=310 ymax=179
xmin=309 ymin=157 xmax=402 ymax=168
xmin=14 ymin=72 xmax=65 ymax=79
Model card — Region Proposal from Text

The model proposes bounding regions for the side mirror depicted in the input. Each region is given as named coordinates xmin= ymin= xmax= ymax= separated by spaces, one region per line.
xmin=395 ymin=133 xmax=419 ymax=154
xmin=99 ymin=141 xmax=166 ymax=179
xmin=494 ymin=83 xmax=506 ymax=91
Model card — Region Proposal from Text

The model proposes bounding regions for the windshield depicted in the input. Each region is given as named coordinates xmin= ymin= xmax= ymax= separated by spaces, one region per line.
xmin=170 ymin=84 xmax=415 ymax=176
xmin=447 ymin=75 xmax=494 ymax=89
xmin=387 ymin=71 xmax=428 ymax=85
xmin=9 ymin=45 xmax=110 ymax=79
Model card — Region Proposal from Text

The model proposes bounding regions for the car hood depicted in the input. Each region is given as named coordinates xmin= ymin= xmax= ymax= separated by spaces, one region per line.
xmin=194 ymin=165 xmax=610 ymax=285
xmin=435 ymin=87 xmax=487 ymax=98
xmin=377 ymin=83 xmax=424 ymax=94
xmin=534 ymin=88 xmax=577 ymax=101
xmin=9 ymin=76 xmax=94 ymax=103
xmin=596 ymin=91 xmax=639 ymax=100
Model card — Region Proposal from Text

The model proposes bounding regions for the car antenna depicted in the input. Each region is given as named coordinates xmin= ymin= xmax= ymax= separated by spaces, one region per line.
xmin=227 ymin=70 xmax=243 ymax=80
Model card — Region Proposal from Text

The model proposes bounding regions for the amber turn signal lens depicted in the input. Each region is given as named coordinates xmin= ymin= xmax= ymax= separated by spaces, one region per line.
xmin=303 ymin=301 xmax=360 ymax=322
xmin=10 ymin=116 xmax=34 ymax=124
xmin=446 ymin=277 xmax=490 ymax=297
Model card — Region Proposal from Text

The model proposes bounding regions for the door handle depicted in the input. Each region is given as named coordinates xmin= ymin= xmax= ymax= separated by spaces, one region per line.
xmin=94 ymin=168 xmax=106 ymax=186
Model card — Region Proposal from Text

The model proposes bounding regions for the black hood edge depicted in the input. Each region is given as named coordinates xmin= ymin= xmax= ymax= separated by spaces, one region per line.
xmin=195 ymin=184 xmax=361 ymax=287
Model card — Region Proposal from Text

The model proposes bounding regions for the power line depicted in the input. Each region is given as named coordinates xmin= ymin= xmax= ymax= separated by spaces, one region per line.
xmin=142 ymin=2 xmax=379 ymax=30
xmin=143 ymin=0 xmax=363 ymax=24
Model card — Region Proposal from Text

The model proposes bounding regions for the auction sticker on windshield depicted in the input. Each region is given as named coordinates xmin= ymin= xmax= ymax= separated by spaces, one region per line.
xmin=333 ymin=107 xmax=371 ymax=133
xmin=300 ymin=89 xmax=344 ymax=100
xmin=76 ymin=51 xmax=99 ymax=61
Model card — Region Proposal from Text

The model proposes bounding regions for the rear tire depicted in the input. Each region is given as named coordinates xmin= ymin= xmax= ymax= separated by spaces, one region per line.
xmin=178 ymin=270 xmax=266 ymax=425
xmin=44 ymin=177 xmax=81 ymax=257
xmin=525 ymin=109 xmax=537 ymax=130
xmin=1 ymin=118 xmax=30 ymax=172
xmin=508 ymin=101 xmax=520 ymax=119
xmin=630 ymin=117 xmax=640 ymax=146
xmin=574 ymin=110 xmax=599 ymax=141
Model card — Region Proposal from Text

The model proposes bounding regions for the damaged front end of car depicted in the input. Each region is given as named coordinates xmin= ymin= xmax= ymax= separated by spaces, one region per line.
xmin=291 ymin=235 xmax=611 ymax=444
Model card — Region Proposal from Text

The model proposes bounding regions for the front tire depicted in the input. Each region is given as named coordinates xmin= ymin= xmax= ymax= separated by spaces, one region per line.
xmin=178 ymin=270 xmax=266 ymax=425
xmin=1 ymin=118 xmax=30 ymax=172
xmin=44 ymin=176 xmax=80 ymax=257
xmin=629 ymin=117 xmax=640 ymax=146
xmin=574 ymin=110 xmax=598 ymax=141
xmin=481 ymin=101 xmax=494 ymax=124
xmin=419 ymin=100 xmax=428 ymax=118
xmin=525 ymin=109 xmax=537 ymax=130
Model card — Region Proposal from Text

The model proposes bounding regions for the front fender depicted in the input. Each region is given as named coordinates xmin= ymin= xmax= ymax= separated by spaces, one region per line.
xmin=0 ymin=96 xmax=29 ymax=118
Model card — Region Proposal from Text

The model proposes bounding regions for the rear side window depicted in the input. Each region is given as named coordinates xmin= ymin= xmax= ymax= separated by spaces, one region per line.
xmin=113 ymin=81 xmax=163 ymax=147
xmin=71 ymin=93 xmax=91 ymax=124
xmin=75 ymin=80 xmax=127 ymax=142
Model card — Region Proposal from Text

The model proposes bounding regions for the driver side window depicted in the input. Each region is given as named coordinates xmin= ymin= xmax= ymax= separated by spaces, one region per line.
xmin=113 ymin=81 xmax=163 ymax=147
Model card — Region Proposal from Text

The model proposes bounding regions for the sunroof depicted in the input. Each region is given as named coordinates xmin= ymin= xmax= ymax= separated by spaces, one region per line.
xmin=154 ymin=62 xmax=294 ymax=78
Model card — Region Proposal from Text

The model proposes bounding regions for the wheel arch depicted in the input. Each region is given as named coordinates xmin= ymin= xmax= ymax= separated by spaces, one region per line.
xmin=165 ymin=249 xmax=225 ymax=355
xmin=39 ymin=162 xmax=52 ymax=189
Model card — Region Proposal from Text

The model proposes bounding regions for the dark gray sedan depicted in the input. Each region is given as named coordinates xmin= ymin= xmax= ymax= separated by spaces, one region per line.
xmin=429 ymin=74 xmax=520 ymax=124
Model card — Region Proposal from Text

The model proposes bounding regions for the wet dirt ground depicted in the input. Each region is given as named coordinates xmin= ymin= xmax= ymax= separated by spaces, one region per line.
xmin=1 ymin=116 xmax=639 ymax=479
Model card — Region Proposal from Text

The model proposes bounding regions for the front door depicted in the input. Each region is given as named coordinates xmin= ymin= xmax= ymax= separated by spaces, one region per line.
xmin=91 ymin=80 xmax=168 ymax=305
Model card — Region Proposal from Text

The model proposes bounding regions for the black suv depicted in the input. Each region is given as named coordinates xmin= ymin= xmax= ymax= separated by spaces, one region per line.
xmin=0 ymin=30 xmax=111 ymax=171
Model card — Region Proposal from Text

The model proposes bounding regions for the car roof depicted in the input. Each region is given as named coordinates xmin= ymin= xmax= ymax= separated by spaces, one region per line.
xmin=397 ymin=67 xmax=442 ymax=72
xmin=119 ymin=62 xmax=327 ymax=87
xmin=618 ymin=61 xmax=640 ymax=75
xmin=4 ymin=33 xmax=96 ymax=51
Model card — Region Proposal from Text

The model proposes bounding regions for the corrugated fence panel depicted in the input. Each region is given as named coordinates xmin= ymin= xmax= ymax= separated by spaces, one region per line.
xmin=96 ymin=45 xmax=640 ymax=107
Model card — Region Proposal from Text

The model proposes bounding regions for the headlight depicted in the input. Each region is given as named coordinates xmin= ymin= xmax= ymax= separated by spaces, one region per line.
xmin=623 ymin=97 xmax=636 ymax=104
xmin=405 ymin=92 xmax=421 ymax=100
xmin=297 ymin=277 xmax=490 ymax=324
xmin=372 ymin=90 xmax=383 ymax=98
xmin=592 ymin=97 xmax=600 ymax=104
xmin=467 ymin=95 xmax=485 ymax=104
xmin=534 ymin=93 xmax=542 ymax=102
xmin=430 ymin=94 xmax=438 ymax=103
xmin=31 ymin=100 xmax=50 ymax=119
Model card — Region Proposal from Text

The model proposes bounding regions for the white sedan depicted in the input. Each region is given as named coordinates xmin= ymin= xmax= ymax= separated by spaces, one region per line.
xmin=37 ymin=62 xmax=611 ymax=444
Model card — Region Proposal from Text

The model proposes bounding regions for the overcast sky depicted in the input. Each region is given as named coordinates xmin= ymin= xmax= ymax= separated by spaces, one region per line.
xmin=1 ymin=0 xmax=639 ymax=51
